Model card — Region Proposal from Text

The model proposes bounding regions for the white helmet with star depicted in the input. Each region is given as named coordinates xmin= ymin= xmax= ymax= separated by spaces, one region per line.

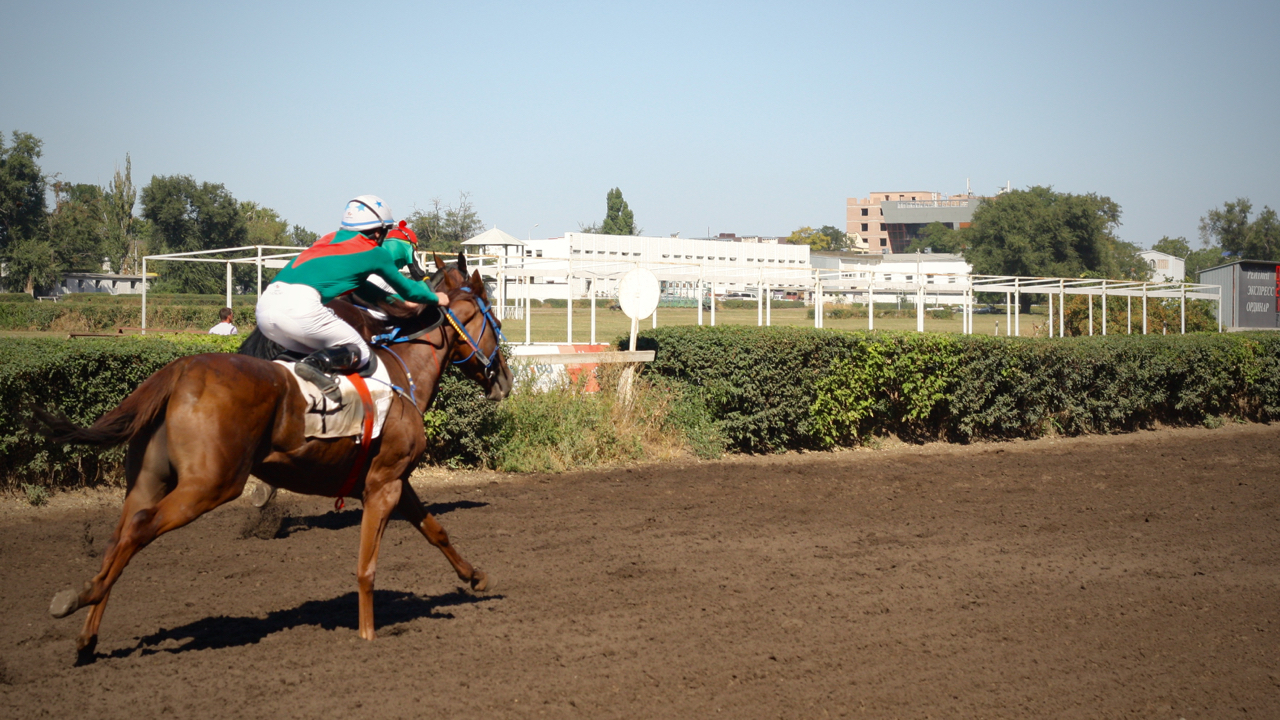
xmin=341 ymin=195 xmax=394 ymax=231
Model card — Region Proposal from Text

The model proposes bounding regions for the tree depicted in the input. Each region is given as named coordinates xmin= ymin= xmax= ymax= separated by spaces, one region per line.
xmin=817 ymin=225 xmax=850 ymax=251
xmin=241 ymin=201 xmax=290 ymax=246
xmin=906 ymin=222 xmax=966 ymax=254
xmin=601 ymin=188 xmax=636 ymax=235
xmin=965 ymin=186 xmax=1142 ymax=277
xmin=965 ymin=186 xmax=1146 ymax=312
xmin=786 ymin=226 xmax=832 ymax=250
xmin=406 ymin=192 xmax=484 ymax=253
xmin=1200 ymin=198 xmax=1280 ymax=261
xmin=102 ymin=154 xmax=143 ymax=275
xmin=48 ymin=182 xmax=106 ymax=272
xmin=0 ymin=131 xmax=48 ymax=254
xmin=6 ymin=234 xmax=60 ymax=294
xmin=287 ymin=224 xmax=318 ymax=247
xmin=141 ymin=175 xmax=247 ymax=293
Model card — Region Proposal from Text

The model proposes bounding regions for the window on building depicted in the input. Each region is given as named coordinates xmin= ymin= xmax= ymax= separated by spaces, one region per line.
xmin=880 ymin=224 xmax=887 ymax=231
xmin=884 ymin=195 xmax=889 ymax=201
xmin=536 ymin=250 xmax=543 ymax=257
xmin=662 ymin=253 xmax=669 ymax=258
xmin=880 ymin=239 xmax=887 ymax=246
xmin=861 ymin=208 xmax=868 ymax=216
xmin=572 ymin=249 xmax=581 ymax=254
xmin=860 ymin=223 xmax=868 ymax=232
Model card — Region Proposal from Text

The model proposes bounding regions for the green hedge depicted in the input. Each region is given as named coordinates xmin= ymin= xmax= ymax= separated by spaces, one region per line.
xmin=628 ymin=326 xmax=1280 ymax=452
xmin=8 ymin=326 xmax=1280 ymax=488
xmin=0 ymin=301 xmax=256 ymax=332
xmin=0 ymin=334 xmax=511 ymax=488
xmin=0 ymin=335 xmax=242 ymax=488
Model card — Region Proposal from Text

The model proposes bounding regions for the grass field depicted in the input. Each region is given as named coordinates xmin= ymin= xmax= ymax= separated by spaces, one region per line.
xmin=500 ymin=305 xmax=1061 ymax=344
xmin=0 ymin=303 xmax=1059 ymax=342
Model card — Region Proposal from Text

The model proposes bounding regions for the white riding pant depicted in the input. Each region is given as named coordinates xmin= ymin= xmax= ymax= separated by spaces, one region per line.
xmin=255 ymin=282 xmax=370 ymax=366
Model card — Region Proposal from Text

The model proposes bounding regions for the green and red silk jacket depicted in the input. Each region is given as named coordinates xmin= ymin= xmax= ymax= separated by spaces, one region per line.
xmin=273 ymin=230 xmax=438 ymax=305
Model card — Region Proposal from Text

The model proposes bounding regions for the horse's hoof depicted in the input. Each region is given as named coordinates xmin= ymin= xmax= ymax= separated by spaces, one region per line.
xmin=470 ymin=568 xmax=490 ymax=593
xmin=50 ymin=589 xmax=80 ymax=618
xmin=248 ymin=482 xmax=277 ymax=508
xmin=74 ymin=635 xmax=98 ymax=666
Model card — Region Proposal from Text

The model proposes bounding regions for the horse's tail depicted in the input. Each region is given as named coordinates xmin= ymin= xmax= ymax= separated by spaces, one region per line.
xmin=33 ymin=358 xmax=189 ymax=447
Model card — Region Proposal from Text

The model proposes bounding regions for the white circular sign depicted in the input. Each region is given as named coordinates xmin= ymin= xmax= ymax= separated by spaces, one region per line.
xmin=617 ymin=268 xmax=660 ymax=319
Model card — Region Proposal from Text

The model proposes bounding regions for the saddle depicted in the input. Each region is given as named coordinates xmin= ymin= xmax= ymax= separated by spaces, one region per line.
xmin=274 ymin=352 xmax=396 ymax=440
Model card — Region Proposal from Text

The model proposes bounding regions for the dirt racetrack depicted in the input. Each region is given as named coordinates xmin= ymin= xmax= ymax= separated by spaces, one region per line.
xmin=2 ymin=423 xmax=1278 ymax=719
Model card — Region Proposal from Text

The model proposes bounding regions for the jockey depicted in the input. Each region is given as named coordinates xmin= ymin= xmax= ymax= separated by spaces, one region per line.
xmin=255 ymin=195 xmax=447 ymax=401
xmin=350 ymin=221 xmax=426 ymax=320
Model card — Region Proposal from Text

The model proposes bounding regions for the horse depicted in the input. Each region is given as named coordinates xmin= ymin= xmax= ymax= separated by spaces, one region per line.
xmin=34 ymin=253 xmax=513 ymax=662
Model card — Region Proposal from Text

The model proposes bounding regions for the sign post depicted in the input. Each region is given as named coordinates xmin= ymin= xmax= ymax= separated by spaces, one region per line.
xmin=618 ymin=268 xmax=660 ymax=352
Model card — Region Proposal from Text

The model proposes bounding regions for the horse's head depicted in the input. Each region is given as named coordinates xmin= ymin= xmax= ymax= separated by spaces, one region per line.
xmin=432 ymin=252 xmax=514 ymax=401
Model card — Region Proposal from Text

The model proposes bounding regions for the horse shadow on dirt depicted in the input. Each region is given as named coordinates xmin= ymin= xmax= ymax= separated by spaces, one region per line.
xmin=242 ymin=500 xmax=488 ymax=540
xmin=96 ymin=588 xmax=501 ymax=663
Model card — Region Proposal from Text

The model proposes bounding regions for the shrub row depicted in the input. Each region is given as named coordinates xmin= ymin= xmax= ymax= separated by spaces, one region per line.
xmin=627 ymin=325 xmax=1280 ymax=452
xmin=8 ymin=325 xmax=1278 ymax=489
xmin=0 ymin=302 xmax=256 ymax=332
xmin=0 ymin=335 xmax=243 ymax=488
xmin=0 ymin=335 xmax=716 ymax=488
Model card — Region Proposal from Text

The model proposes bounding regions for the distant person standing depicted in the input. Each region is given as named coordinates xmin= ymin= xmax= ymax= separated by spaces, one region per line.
xmin=209 ymin=307 xmax=238 ymax=335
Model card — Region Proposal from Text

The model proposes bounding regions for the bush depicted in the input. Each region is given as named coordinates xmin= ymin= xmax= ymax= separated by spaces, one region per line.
xmin=630 ymin=326 xmax=1280 ymax=452
xmin=0 ymin=335 xmax=241 ymax=489
xmin=0 ymin=299 xmax=255 ymax=332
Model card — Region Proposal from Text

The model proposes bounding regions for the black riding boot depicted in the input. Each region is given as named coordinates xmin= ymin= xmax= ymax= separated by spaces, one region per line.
xmin=294 ymin=345 xmax=363 ymax=403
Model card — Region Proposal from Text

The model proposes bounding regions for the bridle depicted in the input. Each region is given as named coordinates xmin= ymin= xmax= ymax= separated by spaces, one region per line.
xmin=443 ymin=287 xmax=506 ymax=377
xmin=370 ymin=284 xmax=506 ymax=406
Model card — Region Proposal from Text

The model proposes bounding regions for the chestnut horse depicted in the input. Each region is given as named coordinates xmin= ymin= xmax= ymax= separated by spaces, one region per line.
xmin=35 ymin=254 xmax=512 ymax=662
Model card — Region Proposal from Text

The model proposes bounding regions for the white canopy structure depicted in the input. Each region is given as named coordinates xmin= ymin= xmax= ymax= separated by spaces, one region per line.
xmin=461 ymin=227 xmax=525 ymax=254
xmin=140 ymin=245 xmax=301 ymax=332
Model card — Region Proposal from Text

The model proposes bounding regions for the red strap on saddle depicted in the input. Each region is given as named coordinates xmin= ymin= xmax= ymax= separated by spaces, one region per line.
xmin=334 ymin=373 xmax=376 ymax=510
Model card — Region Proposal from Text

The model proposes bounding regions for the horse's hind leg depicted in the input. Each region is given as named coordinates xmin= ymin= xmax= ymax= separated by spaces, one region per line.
xmin=396 ymin=482 xmax=487 ymax=592
xmin=50 ymin=425 xmax=172 ymax=654
xmin=50 ymin=423 xmax=245 ymax=659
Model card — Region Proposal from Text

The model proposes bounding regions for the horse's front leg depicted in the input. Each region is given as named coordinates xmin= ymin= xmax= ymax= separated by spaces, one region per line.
xmin=396 ymin=481 xmax=488 ymax=592
xmin=355 ymin=471 xmax=402 ymax=640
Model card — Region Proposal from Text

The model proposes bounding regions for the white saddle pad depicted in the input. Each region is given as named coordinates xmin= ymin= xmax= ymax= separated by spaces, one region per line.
xmin=275 ymin=359 xmax=396 ymax=440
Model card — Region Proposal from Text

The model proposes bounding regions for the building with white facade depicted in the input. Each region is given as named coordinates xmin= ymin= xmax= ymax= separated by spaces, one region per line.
xmin=810 ymin=250 xmax=972 ymax=305
xmin=490 ymin=232 xmax=812 ymax=303
xmin=1138 ymin=250 xmax=1186 ymax=283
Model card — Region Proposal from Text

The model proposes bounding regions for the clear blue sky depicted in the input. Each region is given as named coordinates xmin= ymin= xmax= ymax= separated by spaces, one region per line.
xmin=3 ymin=0 xmax=1278 ymax=247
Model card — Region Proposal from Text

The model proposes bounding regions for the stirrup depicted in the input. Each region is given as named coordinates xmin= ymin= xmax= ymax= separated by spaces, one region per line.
xmin=295 ymin=362 xmax=344 ymax=403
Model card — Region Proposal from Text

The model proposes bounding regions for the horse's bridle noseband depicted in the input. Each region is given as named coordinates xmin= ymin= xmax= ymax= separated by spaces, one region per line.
xmin=443 ymin=287 xmax=506 ymax=379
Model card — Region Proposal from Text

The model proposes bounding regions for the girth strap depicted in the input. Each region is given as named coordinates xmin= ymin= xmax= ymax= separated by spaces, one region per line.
xmin=334 ymin=373 xmax=376 ymax=510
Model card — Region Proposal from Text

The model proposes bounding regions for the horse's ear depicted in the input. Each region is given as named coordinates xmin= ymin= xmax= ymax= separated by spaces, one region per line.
xmin=431 ymin=252 xmax=445 ymax=273
xmin=469 ymin=270 xmax=486 ymax=296
xmin=456 ymin=252 xmax=468 ymax=276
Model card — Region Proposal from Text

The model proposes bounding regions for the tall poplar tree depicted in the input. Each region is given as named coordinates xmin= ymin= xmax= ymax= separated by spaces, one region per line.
xmin=601 ymin=188 xmax=636 ymax=235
